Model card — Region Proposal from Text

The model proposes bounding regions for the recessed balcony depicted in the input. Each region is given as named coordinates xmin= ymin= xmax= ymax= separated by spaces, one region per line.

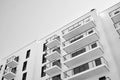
xmin=64 ymin=57 xmax=109 ymax=80
xmin=46 ymin=35 xmax=60 ymax=49
xmin=3 ymin=67 xmax=16 ymax=80
xmin=63 ymin=42 xmax=104 ymax=68
xmin=62 ymin=17 xmax=95 ymax=41
xmin=46 ymin=47 xmax=61 ymax=61
xmin=6 ymin=56 xmax=19 ymax=68
xmin=63 ymin=29 xmax=99 ymax=54
xmin=109 ymin=7 xmax=120 ymax=23
xmin=45 ymin=60 xmax=61 ymax=76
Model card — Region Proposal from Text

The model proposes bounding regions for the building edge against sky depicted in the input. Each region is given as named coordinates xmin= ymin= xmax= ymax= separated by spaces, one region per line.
xmin=0 ymin=2 xmax=120 ymax=80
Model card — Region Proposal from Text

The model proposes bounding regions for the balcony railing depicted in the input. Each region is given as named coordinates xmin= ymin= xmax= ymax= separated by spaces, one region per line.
xmin=46 ymin=60 xmax=61 ymax=69
xmin=4 ymin=67 xmax=16 ymax=74
xmin=6 ymin=56 xmax=19 ymax=68
xmin=63 ymin=41 xmax=103 ymax=61
xmin=7 ymin=56 xmax=19 ymax=64
xmin=63 ymin=28 xmax=97 ymax=47
xmin=62 ymin=28 xmax=99 ymax=53
xmin=63 ymin=57 xmax=109 ymax=80
xmin=45 ymin=60 xmax=61 ymax=76
xmin=46 ymin=47 xmax=61 ymax=61
xmin=63 ymin=41 xmax=104 ymax=68
xmin=109 ymin=7 xmax=120 ymax=17
xmin=62 ymin=16 xmax=95 ymax=41
xmin=109 ymin=7 xmax=120 ymax=24
xmin=46 ymin=78 xmax=62 ymax=80
xmin=46 ymin=74 xmax=62 ymax=80
xmin=46 ymin=35 xmax=60 ymax=49
xmin=47 ymin=47 xmax=61 ymax=55
xmin=3 ymin=67 xmax=17 ymax=80
xmin=62 ymin=16 xmax=94 ymax=35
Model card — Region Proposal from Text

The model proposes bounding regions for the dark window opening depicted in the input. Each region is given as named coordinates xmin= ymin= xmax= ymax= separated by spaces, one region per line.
xmin=73 ymin=63 xmax=89 ymax=75
xmin=22 ymin=72 xmax=27 ymax=80
xmin=41 ymin=65 xmax=46 ymax=77
xmin=52 ymin=60 xmax=61 ymax=68
xmin=88 ymin=30 xmax=94 ymax=34
xmin=11 ymin=67 xmax=17 ymax=74
xmin=95 ymin=58 xmax=102 ymax=66
xmin=22 ymin=61 xmax=27 ymax=71
xmin=26 ymin=49 xmax=30 ymax=59
xmin=72 ymin=48 xmax=86 ymax=57
xmin=1 ymin=77 xmax=4 ymax=80
xmin=99 ymin=76 xmax=106 ymax=80
xmin=0 ymin=65 xmax=3 ymax=71
xmin=91 ymin=42 xmax=97 ymax=49
xmin=52 ymin=74 xmax=61 ymax=80
xmin=114 ymin=11 xmax=120 ymax=15
xmin=42 ymin=53 xmax=47 ymax=64
xmin=53 ymin=47 xmax=61 ymax=53
xmin=43 ymin=43 xmax=47 ymax=52
xmin=15 ymin=56 xmax=19 ymax=62
xmin=4 ymin=65 xmax=7 ymax=70
xmin=70 ymin=35 xmax=83 ymax=43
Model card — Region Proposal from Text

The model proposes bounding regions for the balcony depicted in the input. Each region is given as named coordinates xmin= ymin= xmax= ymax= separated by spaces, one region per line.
xmin=3 ymin=67 xmax=17 ymax=80
xmin=64 ymin=57 xmax=109 ymax=80
xmin=46 ymin=47 xmax=61 ymax=61
xmin=45 ymin=60 xmax=61 ymax=76
xmin=63 ymin=28 xmax=99 ymax=53
xmin=62 ymin=16 xmax=95 ymax=40
xmin=6 ymin=56 xmax=19 ymax=68
xmin=63 ymin=41 xmax=104 ymax=68
xmin=109 ymin=7 xmax=120 ymax=23
xmin=46 ymin=35 xmax=60 ymax=49
xmin=46 ymin=74 xmax=62 ymax=80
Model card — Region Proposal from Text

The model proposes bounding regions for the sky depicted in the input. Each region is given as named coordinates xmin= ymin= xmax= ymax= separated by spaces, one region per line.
xmin=0 ymin=0 xmax=120 ymax=58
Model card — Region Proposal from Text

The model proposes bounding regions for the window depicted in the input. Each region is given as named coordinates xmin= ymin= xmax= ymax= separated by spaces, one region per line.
xmin=70 ymin=35 xmax=84 ymax=43
xmin=73 ymin=63 xmax=89 ymax=74
xmin=99 ymin=76 xmax=106 ymax=80
xmin=42 ymin=53 xmax=47 ymax=64
xmin=22 ymin=61 xmax=27 ymax=71
xmin=22 ymin=72 xmax=27 ymax=80
xmin=43 ymin=43 xmax=47 ymax=52
xmin=91 ymin=42 xmax=97 ymax=49
xmin=52 ymin=74 xmax=61 ymax=80
xmin=88 ymin=29 xmax=94 ymax=34
xmin=4 ymin=65 xmax=7 ymax=70
xmin=12 ymin=67 xmax=17 ymax=74
xmin=0 ymin=65 xmax=3 ymax=71
xmin=1 ymin=77 xmax=4 ymax=80
xmin=95 ymin=58 xmax=101 ymax=66
xmin=26 ymin=49 xmax=30 ymax=59
xmin=52 ymin=60 xmax=61 ymax=68
xmin=41 ymin=65 xmax=46 ymax=77
xmin=72 ymin=48 xmax=86 ymax=57
xmin=15 ymin=56 xmax=19 ymax=62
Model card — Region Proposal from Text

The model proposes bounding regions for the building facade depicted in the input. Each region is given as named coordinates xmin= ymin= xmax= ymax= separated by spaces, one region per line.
xmin=0 ymin=2 xmax=120 ymax=80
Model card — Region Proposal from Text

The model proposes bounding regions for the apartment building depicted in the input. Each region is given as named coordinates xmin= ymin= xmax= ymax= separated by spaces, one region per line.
xmin=0 ymin=40 xmax=40 ymax=80
xmin=0 ymin=2 xmax=120 ymax=80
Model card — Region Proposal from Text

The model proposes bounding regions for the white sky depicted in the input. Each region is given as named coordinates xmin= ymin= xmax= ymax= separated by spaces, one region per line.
xmin=0 ymin=0 xmax=120 ymax=58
